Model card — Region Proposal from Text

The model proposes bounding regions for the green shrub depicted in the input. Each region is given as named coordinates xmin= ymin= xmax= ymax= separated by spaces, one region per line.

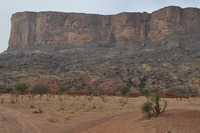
xmin=141 ymin=101 xmax=154 ymax=119
xmin=14 ymin=83 xmax=29 ymax=99
xmin=116 ymin=86 xmax=130 ymax=96
xmin=167 ymin=86 xmax=189 ymax=100
xmin=87 ymin=85 xmax=94 ymax=94
xmin=32 ymin=84 xmax=49 ymax=99
xmin=58 ymin=86 xmax=70 ymax=93
xmin=0 ymin=85 xmax=5 ymax=90
xmin=140 ymin=88 xmax=160 ymax=97
xmin=139 ymin=89 xmax=149 ymax=97
xmin=141 ymin=101 xmax=153 ymax=114
xmin=141 ymin=88 xmax=167 ymax=119
xmin=5 ymin=87 xmax=13 ymax=93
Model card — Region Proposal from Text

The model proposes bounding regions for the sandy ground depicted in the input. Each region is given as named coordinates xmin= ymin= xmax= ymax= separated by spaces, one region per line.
xmin=0 ymin=94 xmax=199 ymax=133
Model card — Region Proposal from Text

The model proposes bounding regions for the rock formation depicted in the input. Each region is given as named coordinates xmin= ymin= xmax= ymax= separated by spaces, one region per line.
xmin=1 ymin=6 xmax=200 ymax=90
xmin=9 ymin=6 xmax=200 ymax=48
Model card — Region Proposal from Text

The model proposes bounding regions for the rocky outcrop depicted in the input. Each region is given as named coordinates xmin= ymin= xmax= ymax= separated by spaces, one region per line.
xmin=149 ymin=6 xmax=200 ymax=41
xmin=9 ymin=6 xmax=200 ymax=48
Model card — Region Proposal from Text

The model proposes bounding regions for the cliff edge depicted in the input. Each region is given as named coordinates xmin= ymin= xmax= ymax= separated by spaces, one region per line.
xmin=9 ymin=6 xmax=200 ymax=48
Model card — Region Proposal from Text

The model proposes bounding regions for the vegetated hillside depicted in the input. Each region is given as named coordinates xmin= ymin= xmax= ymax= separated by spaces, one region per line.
xmin=0 ymin=34 xmax=199 ymax=91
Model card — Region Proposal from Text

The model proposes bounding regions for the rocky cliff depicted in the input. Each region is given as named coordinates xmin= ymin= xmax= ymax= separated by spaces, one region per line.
xmin=9 ymin=6 xmax=200 ymax=48
xmin=2 ymin=6 xmax=200 ymax=91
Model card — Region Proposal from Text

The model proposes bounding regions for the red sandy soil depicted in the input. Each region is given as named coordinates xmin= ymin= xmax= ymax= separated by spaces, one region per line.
xmin=0 ymin=96 xmax=199 ymax=133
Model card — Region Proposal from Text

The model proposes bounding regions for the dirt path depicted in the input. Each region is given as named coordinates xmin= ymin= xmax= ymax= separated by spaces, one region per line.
xmin=74 ymin=109 xmax=200 ymax=133
xmin=73 ymin=110 xmax=146 ymax=133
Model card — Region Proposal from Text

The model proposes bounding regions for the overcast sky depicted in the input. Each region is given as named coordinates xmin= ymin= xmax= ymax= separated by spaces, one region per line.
xmin=0 ymin=0 xmax=200 ymax=52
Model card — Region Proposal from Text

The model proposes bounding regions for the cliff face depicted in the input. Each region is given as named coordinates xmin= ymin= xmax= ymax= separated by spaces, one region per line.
xmin=9 ymin=6 xmax=200 ymax=48
xmin=149 ymin=7 xmax=200 ymax=41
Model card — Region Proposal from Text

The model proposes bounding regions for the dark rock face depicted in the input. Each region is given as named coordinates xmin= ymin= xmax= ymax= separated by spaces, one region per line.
xmin=9 ymin=6 xmax=200 ymax=48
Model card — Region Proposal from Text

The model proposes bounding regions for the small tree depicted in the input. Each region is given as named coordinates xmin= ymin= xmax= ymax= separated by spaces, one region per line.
xmin=58 ymin=86 xmax=70 ymax=94
xmin=116 ymin=86 xmax=130 ymax=106
xmin=140 ymin=88 xmax=160 ymax=98
xmin=87 ymin=85 xmax=95 ymax=95
xmin=0 ymin=85 xmax=5 ymax=90
xmin=116 ymin=86 xmax=130 ymax=96
xmin=188 ymin=88 xmax=199 ymax=98
xmin=140 ymin=88 xmax=167 ymax=119
xmin=0 ymin=85 xmax=5 ymax=94
xmin=5 ymin=87 xmax=13 ymax=93
xmin=14 ymin=83 xmax=29 ymax=99
xmin=167 ymin=87 xmax=189 ymax=100
xmin=32 ymin=84 xmax=49 ymax=99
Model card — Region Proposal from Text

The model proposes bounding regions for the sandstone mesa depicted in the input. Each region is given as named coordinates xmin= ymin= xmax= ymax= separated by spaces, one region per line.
xmin=9 ymin=6 xmax=200 ymax=48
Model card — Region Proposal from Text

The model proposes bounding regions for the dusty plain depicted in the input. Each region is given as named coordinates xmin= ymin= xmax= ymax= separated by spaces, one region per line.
xmin=0 ymin=94 xmax=199 ymax=133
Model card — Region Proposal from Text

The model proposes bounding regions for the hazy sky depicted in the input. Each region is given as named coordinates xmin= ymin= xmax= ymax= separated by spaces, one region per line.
xmin=0 ymin=0 xmax=200 ymax=52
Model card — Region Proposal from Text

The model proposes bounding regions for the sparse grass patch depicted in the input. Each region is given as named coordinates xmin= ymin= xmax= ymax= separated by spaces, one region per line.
xmin=119 ymin=97 xmax=128 ymax=106
xmin=33 ymin=106 xmax=43 ymax=114
xmin=10 ymin=93 xmax=19 ymax=104
xmin=1 ymin=98 xmax=4 ymax=103
xmin=100 ymin=95 xmax=108 ymax=103
xmin=46 ymin=117 xmax=59 ymax=122
xmin=87 ymin=96 xmax=93 ymax=103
